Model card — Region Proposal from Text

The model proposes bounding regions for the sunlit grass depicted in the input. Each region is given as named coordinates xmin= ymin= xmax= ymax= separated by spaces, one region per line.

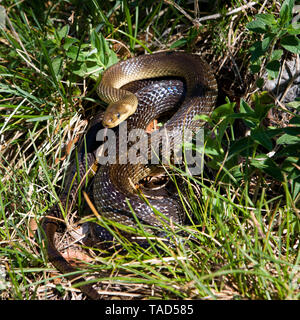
xmin=0 ymin=0 xmax=299 ymax=300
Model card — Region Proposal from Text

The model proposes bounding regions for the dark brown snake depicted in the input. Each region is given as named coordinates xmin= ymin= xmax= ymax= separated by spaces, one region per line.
xmin=42 ymin=51 xmax=218 ymax=299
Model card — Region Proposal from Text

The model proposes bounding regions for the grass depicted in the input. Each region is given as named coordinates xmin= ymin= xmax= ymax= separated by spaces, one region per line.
xmin=0 ymin=0 xmax=299 ymax=300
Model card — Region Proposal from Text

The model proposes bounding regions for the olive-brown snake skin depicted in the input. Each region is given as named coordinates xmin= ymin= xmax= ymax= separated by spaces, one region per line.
xmin=94 ymin=51 xmax=217 ymax=230
xmin=42 ymin=51 xmax=218 ymax=300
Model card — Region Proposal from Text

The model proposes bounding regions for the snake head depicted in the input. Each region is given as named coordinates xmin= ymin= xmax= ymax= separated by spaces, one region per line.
xmin=102 ymin=98 xmax=138 ymax=128
xmin=102 ymin=102 xmax=131 ymax=128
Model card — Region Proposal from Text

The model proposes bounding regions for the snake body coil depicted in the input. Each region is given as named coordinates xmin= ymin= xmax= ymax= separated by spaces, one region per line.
xmin=94 ymin=51 xmax=218 ymax=231
xmin=42 ymin=51 xmax=217 ymax=300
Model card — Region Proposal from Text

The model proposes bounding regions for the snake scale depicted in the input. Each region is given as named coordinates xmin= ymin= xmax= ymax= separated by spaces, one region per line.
xmin=42 ymin=51 xmax=218 ymax=299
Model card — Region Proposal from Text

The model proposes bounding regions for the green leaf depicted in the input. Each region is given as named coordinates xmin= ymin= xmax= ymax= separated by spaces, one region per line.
xmin=250 ymin=156 xmax=284 ymax=181
xmin=170 ymin=39 xmax=187 ymax=49
xmin=66 ymin=45 xmax=86 ymax=61
xmin=261 ymin=34 xmax=275 ymax=51
xmin=291 ymin=181 xmax=300 ymax=200
xmin=240 ymin=99 xmax=258 ymax=129
xmin=71 ymin=61 xmax=87 ymax=77
xmin=271 ymin=49 xmax=283 ymax=61
xmin=266 ymin=60 xmax=280 ymax=79
xmin=57 ymin=25 xmax=69 ymax=41
xmin=229 ymin=136 xmax=252 ymax=157
xmin=26 ymin=115 xmax=53 ymax=122
xmin=246 ymin=19 xmax=268 ymax=33
xmin=86 ymin=64 xmax=102 ymax=74
xmin=123 ymin=0 xmax=133 ymax=48
xmin=287 ymin=100 xmax=300 ymax=110
xmin=250 ymin=63 xmax=261 ymax=74
xmin=281 ymin=157 xmax=299 ymax=174
xmin=63 ymin=37 xmax=78 ymax=50
xmin=279 ymin=0 xmax=294 ymax=26
xmin=281 ymin=35 xmax=300 ymax=54
xmin=275 ymin=144 xmax=300 ymax=157
xmin=256 ymin=77 xmax=264 ymax=88
xmin=288 ymin=167 xmax=300 ymax=180
xmin=90 ymin=30 xmax=118 ymax=68
xmin=255 ymin=14 xmax=277 ymax=26
xmin=283 ymin=126 xmax=300 ymax=135
xmin=287 ymin=22 xmax=300 ymax=35
xmin=51 ymin=56 xmax=63 ymax=79
xmin=251 ymin=129 xmax=273 ymax=150
xmin=211 ymin=99 xmax=236 ymax=120
xmin=193 ymin=114 xmax=212 ymax=123
xmin=107 ymin=50 xmax=119 ymax=68
xmin=253 ymin=102 xmax=274 ymax=122
xmin=240 ymin=99 xmax=254 ymax=115
xmin=203 ymin=137 xmax=222 ymax=156
xmin=249 ymin=41 xmax=266 ymax=62
xmin=277 ymin=133 xmax=300 ymax=145
xmin=289 ymin=116 xmax=300 ymax=126
xmin=251 ymin=91 xmax=274 ymax=105
xmin=91 ymin=31 xmax=103 ymax=60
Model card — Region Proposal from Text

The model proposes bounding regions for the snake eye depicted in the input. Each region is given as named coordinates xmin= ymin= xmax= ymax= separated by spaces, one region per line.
xmin=116 ymin=112 xmax=121 ymax=119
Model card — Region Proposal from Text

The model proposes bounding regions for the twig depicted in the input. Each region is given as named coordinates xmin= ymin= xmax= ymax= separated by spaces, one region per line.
xmin=279 ymin=55 xmax=300 ymax=104
xmin=196 ymin=1 xmax=258 ymax=23
xmin=249 ymin=210 xmax=265 ymax=238
xmin=106 ymin=38 xmax=133 ymax=57
xmin=163 ymin=0 xmax=201 ymax=27
xmin=16 ymin=49 xmax=48 ymax=77
xmin=218 ymin=30 xmax=243 ymax=88
xmin=258 ymin=0 xmax=269 ymax=14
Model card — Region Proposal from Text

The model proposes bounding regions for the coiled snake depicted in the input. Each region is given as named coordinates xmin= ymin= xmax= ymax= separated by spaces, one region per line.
xmin=42 ymin=51 xmax=218 ymax=299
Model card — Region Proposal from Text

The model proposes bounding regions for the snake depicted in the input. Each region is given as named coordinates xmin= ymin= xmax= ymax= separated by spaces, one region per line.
xmin=93 ymin=51 xmax=217 ymax=230
xmin=41 ymin=51 xmax=218 ymax=300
